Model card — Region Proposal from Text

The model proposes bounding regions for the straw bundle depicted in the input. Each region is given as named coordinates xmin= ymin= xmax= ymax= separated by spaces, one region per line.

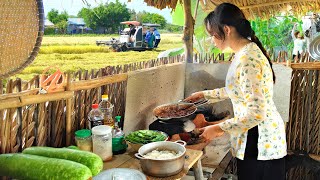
xmin=0 ymin=0 xmax=44 ymax=79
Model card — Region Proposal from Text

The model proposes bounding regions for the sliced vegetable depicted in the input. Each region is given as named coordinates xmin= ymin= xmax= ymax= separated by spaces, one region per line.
xmin=23 ymin=146 xmax=103 ymax=176
xmin=125 ymin=130 xmax=167 ymax=144
xmin=0 ymin=153 xmax=92 ymax=180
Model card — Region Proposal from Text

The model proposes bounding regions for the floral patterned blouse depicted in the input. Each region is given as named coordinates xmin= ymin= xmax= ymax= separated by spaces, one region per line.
xmin=203 ymin=42 xmax=287 ymax=160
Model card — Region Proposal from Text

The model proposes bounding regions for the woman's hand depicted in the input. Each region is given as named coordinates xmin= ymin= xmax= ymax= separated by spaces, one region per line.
xmin=183 ymin=91 xmax=205 ymax=103
xmin=199 ymin=125 xmax=225 ymax=142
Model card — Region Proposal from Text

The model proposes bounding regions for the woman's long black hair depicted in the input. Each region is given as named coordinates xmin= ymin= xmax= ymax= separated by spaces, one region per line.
xmin=204 ymin=3 xmax=276 ymax=83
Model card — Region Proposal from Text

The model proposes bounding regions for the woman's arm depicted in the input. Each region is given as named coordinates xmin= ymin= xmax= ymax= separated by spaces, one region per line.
xmin=203 ymin=87 xmax=229 ymax=101
xmin=184 ymin=87 xmax=229 ymax=103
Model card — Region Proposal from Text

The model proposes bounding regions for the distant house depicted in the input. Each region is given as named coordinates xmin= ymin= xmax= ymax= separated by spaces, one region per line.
xmin=67 ymin=18 xmax=88 ymax=34
xmin=44 ymin=19 xmax=54 ymax=28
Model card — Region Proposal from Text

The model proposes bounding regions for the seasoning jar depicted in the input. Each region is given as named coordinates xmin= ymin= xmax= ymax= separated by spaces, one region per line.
xmin=75 ymin=129 xmax=92 ymax=152
xmin=92 ymin=125 xmax=113 ymax=161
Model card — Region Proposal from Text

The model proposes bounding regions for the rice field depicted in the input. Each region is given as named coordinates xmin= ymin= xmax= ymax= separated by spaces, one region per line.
xmin=14 ymin=34 xmax=184 ymax=80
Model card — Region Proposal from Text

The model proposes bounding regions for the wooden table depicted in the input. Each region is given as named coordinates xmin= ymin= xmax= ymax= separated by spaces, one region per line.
xmin=103 ymin=148 xmax=204 ymax=180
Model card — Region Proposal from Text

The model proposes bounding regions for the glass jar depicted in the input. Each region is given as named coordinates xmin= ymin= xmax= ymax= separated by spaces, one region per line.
xmin=75 ymin=129 xmax=92 ymax=152
xmin=92 ymin=125 xmax=113 ymax=161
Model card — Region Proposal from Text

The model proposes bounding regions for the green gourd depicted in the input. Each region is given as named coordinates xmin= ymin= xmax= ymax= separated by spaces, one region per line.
xmin=23 ymin=146 xmax=103 ymax=176
xmin=0 ymin=153 xmax=92 ymax=180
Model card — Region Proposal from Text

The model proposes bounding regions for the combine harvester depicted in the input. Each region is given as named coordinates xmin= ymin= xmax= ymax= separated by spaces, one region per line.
xmin=96 ymin=21 xmax=160 ymax=52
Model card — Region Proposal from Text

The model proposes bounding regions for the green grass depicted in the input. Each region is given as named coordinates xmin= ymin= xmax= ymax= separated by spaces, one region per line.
xmin=14 ymin=34 xmax=183 ymax=80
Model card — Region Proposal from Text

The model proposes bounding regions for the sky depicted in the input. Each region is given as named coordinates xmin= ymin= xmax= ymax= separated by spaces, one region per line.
xmin=43 ymin=0 xmax=173 ymax=23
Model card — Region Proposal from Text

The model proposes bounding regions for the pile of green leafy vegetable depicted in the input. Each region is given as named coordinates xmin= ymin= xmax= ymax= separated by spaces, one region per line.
xmin=125 ymin=130 xmax=167 ymax=144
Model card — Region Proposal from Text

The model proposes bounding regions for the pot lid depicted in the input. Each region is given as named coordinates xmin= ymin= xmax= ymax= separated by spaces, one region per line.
xmin=0 ymin=0 xmax=44 ymax=79
xmin=309 ymin=35 xmax=320 ymax=60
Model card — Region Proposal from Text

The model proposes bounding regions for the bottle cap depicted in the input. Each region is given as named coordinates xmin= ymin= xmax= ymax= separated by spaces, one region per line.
xmin=115 ymin=116 xmax=121 ymax=122
xmin=75 ymin=129 xmax=91 ymax=138
xmin=92 ymin=104 xmax=99 ymax=109
xmin=92 ymin=125 xmax=112 ymax=135
xmin=102 ymin=94 xmax=109 ymax=100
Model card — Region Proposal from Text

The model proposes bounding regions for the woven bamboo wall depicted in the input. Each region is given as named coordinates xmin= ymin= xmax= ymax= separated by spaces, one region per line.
xmin=286 ymin=63 xmax=320 ymax=180
xmin=0 ymin=56 xmax=183 ymax=154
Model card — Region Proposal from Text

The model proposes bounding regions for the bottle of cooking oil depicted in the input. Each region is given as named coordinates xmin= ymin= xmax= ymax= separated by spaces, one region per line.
xmin=99 ymin=94 xmax=114 ymax=127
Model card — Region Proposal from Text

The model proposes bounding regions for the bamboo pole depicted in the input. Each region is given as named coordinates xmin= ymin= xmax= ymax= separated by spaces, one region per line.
xmin=194 ymin=0 xmax=200 ymax=19
xmin=0 ymin=89 xmax=39 ymax=100
xmin=0 ymin=91 xmax=73 ymax=110
xmin=69 ymin=73 xmax=128 ymax=91
xmin=66 ymin=73 xmax=72 ymax=146
xmin=291 ymin=62 xmax=320 ymax=70
xmin=183 ymin=0 xmax=194 ymax=63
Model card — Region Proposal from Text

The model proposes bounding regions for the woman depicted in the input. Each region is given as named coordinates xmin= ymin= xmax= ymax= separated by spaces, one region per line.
xmin=292 ymin=23 xmax=306 ymax=60
xmin=184 ymin=3 xmax=287 ymax=180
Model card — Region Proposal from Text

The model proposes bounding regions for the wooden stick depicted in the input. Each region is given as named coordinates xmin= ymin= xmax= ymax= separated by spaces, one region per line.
xmin=66 ymin=73 xmax=73 ymax=146
xmin=0 ymin=91 xmax=74 ymax=110
xmin=69 ymin=73 xmax=128 ymax=91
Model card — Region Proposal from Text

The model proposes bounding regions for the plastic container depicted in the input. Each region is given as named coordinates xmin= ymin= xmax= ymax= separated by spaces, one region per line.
xmin=112 ymin=116 xmax=127 ymax=154
xmin=99 ymin=95 xmax=114 ymax=127
xmin=88 ymin=104 xmax=104 ymax=129
xmin=75 ymin=129 xmax=92 ymax=152
xmin=92 ymin=125 xmax=113 ymax=161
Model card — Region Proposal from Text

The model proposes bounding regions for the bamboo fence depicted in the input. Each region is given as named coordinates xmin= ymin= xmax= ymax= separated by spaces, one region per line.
xmin=0 ymin=56 xmax=183 ymax=154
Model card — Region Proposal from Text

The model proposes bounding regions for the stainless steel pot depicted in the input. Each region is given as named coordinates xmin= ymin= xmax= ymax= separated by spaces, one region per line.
xmin=135 ymin=140 xmax=187 ymax=177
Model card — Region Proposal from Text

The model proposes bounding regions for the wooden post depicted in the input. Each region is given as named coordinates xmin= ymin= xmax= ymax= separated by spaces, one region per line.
xmin=183 ymin=0 xmax=195 ymax=63
xmin=66 ymin=73 xmax=73 ymax=146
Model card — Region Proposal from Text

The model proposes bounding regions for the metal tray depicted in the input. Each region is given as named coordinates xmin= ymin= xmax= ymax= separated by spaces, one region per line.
xmin=94 ymin=168 xmax=147 ymax=180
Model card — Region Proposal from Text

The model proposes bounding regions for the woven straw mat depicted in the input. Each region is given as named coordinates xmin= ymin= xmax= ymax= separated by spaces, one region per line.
xmin=0 ymin=0 xmax=44 ymax=79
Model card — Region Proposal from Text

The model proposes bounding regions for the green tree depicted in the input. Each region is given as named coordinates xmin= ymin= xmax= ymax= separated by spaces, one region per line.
xmin=251 ymin=16 xmax=300 ymax=57
xmin=165 ymin=23 xmax=183 ymax=32
xmin=56 ymin=21 xmax=68 ymax=34
xmin=47 ymin=9 xmax=68 ymax=24
xmin=140 ymin=12 xmax=167 ymax=27
xmin=129 ymin=9 xmax=137 ymax=21
xmin=78 ymin=0 xmax=130 ymax=33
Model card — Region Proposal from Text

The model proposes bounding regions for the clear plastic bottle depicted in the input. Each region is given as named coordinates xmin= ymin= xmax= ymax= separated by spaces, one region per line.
xmin=88 ymin=104 xmax=104 ymax=129
xmin=99 ymin=95 xmax=114 ymax=127
xmin=112 ymin=116 xmax=127 ymax=154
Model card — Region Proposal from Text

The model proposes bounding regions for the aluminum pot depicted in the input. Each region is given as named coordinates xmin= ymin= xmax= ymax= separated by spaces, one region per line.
xmin=135 ymin=140 xmax=186 ymax=177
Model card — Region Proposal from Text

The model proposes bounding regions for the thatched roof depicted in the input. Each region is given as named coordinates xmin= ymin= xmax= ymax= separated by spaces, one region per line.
xmin=143 ymin=0 xmax=320 ymax=19
xmin=142 ymin=0 xmax=179 ymax=10
xmin=201 ymin=0 xmax=320 ymax=19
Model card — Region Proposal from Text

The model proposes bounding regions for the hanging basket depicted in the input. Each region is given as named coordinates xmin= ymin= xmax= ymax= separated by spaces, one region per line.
xmin=0 ymin=0 xmax=44 ymax=79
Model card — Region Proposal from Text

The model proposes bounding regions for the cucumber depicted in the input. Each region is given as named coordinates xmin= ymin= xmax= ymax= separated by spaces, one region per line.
xmin=23 ymin=146 xmax=103 ymax=176
xmin=67 ymin=145 xmax=80 ymax=150
xmin=0 ymin=153 xmax=92 ymax=180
